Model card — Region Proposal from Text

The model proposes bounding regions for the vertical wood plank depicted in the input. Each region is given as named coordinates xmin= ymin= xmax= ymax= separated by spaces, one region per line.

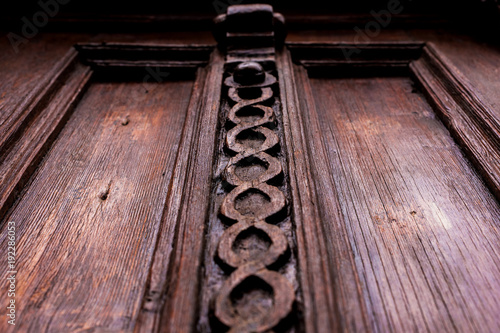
xmin=306 ymin=75 xmax=500 ymax=332
xmin=0 ymin=49 xmax=92 ymax=221
xmin=158 ymin=50 xmax=224 ymax=333
xmin=0 ymin=78 xmax=194 ymax=332
xmin=282 ymin=55 xmax=371 ymax=332
xmin=134 ymin=66 xmax=209 ymax=333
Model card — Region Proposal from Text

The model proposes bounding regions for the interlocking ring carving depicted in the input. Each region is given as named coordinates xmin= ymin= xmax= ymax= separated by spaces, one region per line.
xmin=215 ymin=62 xmax=295 ymax=332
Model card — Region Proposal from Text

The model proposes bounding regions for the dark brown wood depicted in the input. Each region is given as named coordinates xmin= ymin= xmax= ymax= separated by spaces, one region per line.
xmin=76 ymin=43 xmax=213 ymax=76
xmin=287 ymin=41 xmax=423 ymax=75
xmin=198 ymin=6 xmax=301 ymax=332
xmin=0 ymin=38 xmax=219 ymax=332
xmin=2 ymin=6 xmax=500 ymax=333
xmin=0 ymin=49 xmax=92 ymax=222
xmin=198 ymin=60 xmax=300 ymax=332
xmin=133 ymin=65 xmax=209 ymax=333
xmin=0 ymin=78 xmax=195 ymax=332
xmin=157 ymin=50 xmax=224 ymax=333
xmin=415 ymin=34 xmax=500 ymax=126
xmin=292 ymin=67 xmax=500 ymax=332
xmin=287 ymin=40 xmax=500 ymax=204
xmin=411 ymin=44 xmax=500 ymax=201
xmin=214 ymin=62 xmax=295 ymax=333
xmin=277 ymin=49 xmax=370 ymax=333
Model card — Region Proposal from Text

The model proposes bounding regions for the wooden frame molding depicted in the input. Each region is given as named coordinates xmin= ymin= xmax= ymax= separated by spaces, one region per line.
xmin=287 ymin=41 xmax=423 ymax=76
xmin=0 ymin=49 xmax=92 ymax=222
xmin=0 ymin=43 xmax=213 ymax=225
xmin=152 ymin=51 xmax=225 ymax=333
xmin=2 ymin=8 xmax=500 ymax=332
xmin=411 ymin=44 xmax=500 ymax=201
xmin=0 ymin=41 xmax=218 ymax=333
xmin=277 ymin=49 xmax=351 ymax=332
xmin=76 ymin=43 xmax=213 ymax=74
xmin=288 ymin=41 xmax=500 ymax=204
xmin=277 ymin=40 xmax=500 ymax=332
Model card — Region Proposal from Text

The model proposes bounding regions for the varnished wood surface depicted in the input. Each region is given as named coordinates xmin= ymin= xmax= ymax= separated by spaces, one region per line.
xmin=302 ymin=75 xmax=500 ymax=332
xmin=0 ymin=32 xmax=214 ymax=144
xmin=411 ymin=44 xmax=500 ymax=202
xmin=158 ymin=51 xmax=224 ymax=333
xmin=0 ymin=49 xmax=91 ymax=223
xmin=1 ymin=26 xmax=500 ymax=332
xmin=2 ymin=29 xmax=500 ymax=140
xmin=287 ymin=29 xmax=500 ymax=127
xmin=0 ymin=79 xmax=194 ymax=332
xmin=0 ymin=34 xmax=86 ymax=120
xmin=134 ymin=67 xmax=209 ymax=333
xmin=277 ymin=51 xmax=362 ymax=332
xmin=410 ymin=31 xmax=500 ymax=125
xmin=0 ymin=34 xmax=91 ymax=130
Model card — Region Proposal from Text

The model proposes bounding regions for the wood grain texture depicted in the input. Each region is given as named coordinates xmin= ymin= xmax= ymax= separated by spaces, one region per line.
xmin=409 ymin=30 xmax=500 ymax=125
xmin=277 ymin=51 xmax=370 ymax=333
xmin=287 ymin=41 xmax=422 ymax=76
xmin=158 ymin=50 xmax=224 ymax=333
xmin=0 ymin=34 xmax=91 ymax=129
xmin=196 ymin=60 xmax=302 ymax=332
xmin=134 ymin=66 xmax=209 ymax=333
xmin=0 ymin=48 xmax=92 ymax=222
xmin=1 ymin=25 xmax=500 ymax=333
xmin=411 ymin=44 xmax=500 ymax=202
xmin=0 ymin=79 xmax=194 ymax=332
xmin=75 ymin=43 xmax=213 ymax=78
xmin=301 ymin=74 xmax=500 ymax=332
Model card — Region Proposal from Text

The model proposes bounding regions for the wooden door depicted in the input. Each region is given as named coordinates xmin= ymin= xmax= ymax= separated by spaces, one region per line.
xmin=2 ymin=3 xmax=500 ymax=333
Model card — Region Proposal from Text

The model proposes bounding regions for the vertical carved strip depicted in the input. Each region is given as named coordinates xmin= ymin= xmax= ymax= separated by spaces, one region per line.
xmin=198 ymin=5 xmax=299 ymax=332
xmin=214 ymin=61 xmax=295 ymax=332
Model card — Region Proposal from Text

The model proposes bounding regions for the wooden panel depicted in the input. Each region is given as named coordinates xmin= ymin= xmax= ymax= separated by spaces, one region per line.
xmin=300 ymin=74 xmax=500 ymax=332
xmin=158 ymin=52 xmax=224 ymax=333
xmin=0 ymin=49 xmax=92 ymax=222
xmin=1 ymin=25 xmax=500 ymax=333
xmin=0 ymin=79 xmax=194 ymax=332
xmin=277 ymin=51 xmax=363 ymax=332
xmin=411 ymin=31 xmax=500 ymax=125
xmin=0 ymin=32 xmax=213 ymax=132
xmin=286 ymin=29 xmax=500 ymax=136
xmin=411 ymin=44 xmax=500 ymax=202
xmin=0 ymin=34 xmax=91 ymax=136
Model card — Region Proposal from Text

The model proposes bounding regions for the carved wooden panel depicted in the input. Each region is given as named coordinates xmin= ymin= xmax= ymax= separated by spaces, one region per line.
xmin=283 ymin=39 xmax=500 ymax=333
xmin=198 ymin=5 xmax=300 ymax=332
xmin=201 ymin=59 xmax=299 ymax=332
xmin=2 ymin=3 xmax=500 ymax=333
